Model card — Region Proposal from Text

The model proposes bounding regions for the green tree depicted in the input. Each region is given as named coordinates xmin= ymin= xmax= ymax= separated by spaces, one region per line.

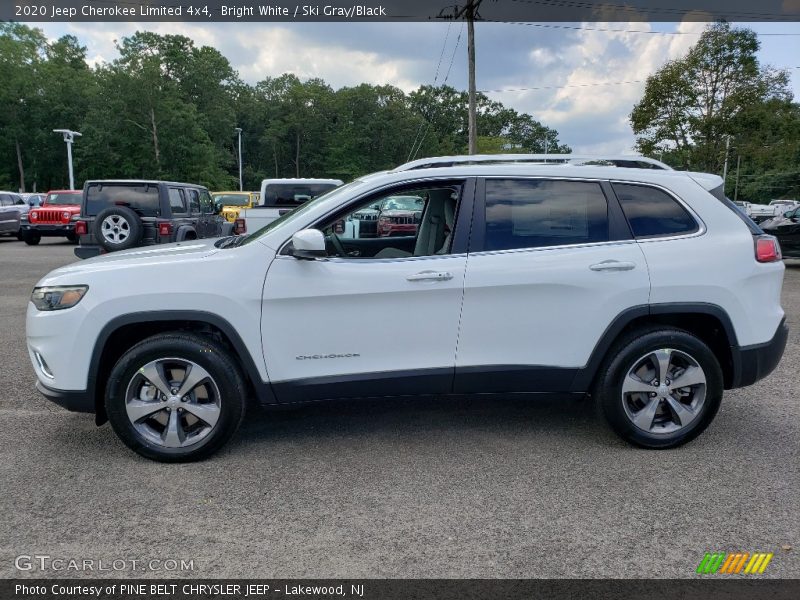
xmin=631 ymin=22 xmax=791 ymax=173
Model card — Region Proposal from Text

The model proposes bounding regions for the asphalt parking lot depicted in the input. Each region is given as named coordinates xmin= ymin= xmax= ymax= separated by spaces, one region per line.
xmin=0 ymin=237 xmax=797 ymax=579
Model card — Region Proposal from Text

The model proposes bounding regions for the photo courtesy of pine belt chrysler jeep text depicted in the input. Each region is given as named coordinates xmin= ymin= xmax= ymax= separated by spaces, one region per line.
xmin=26 ymin=155 xmax=788 ymax=461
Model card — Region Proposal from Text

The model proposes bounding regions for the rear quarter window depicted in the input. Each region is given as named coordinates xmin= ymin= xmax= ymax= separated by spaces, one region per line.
xmin=613 ymin=183 xmax=698 ymax=238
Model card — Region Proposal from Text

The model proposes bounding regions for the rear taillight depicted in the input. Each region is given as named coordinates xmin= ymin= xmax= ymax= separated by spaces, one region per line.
xmin=75 ymin=221 xmax=87 ymax=236
xmin=158 ymin=222 xmax=173 ymax=237
xmin=755 ymin=235 xmax=782 ymax=263
xmin=234 ymin=218 xmax=246 ymax=235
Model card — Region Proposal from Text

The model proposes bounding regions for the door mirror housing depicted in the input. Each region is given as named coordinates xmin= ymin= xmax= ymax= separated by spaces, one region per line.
xmin=290 ymin=229 xmax=327 ymax=259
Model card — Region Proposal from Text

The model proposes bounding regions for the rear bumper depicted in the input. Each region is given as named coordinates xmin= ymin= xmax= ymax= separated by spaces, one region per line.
xmin=74 ymin=246 xmax=103 ymax=259
xmin=731 ymin=318 xmax=788 ymax=388
xmin=36 ymin=380 xmax=94 ymax=413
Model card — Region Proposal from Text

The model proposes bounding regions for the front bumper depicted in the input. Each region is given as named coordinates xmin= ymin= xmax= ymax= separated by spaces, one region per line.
xmin=21 ymin=223 xmax=74 ymax=236
xmin=731 ymin=318 xmax=788 ymax=388
xmin=35 ymin=380 xmax=93 ymax=413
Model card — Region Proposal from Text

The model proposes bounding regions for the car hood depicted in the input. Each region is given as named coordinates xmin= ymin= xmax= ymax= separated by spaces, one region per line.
xmin=50 ymin=239 xmax=220 ymax=277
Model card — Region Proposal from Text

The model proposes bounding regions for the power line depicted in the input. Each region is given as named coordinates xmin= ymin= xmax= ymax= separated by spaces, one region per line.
xmin=485 ymin=20 xmax=800 ymax=36
xmin=481 ymin=67 xmax=800 ymax=94
xmin=406 ymin=22 xmax=453 ymax=161
xmin=506 ymin=0 xmax=800 ymax=22
xmin=409 ymin=22 xmax=465 ymax=161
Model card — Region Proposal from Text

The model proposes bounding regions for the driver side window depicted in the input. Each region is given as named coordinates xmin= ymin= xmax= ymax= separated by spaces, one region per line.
xmin=318 ymin=184 xmax=461 ymax=259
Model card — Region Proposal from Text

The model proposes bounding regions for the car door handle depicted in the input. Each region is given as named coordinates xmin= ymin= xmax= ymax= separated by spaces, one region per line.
xmin=589 ymin=260 xmax=636 ymax=272
xmin=406 ymin=271 xmax=454 ymax=282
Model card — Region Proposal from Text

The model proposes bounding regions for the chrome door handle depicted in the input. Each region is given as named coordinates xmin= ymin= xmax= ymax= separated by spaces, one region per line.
xmin=589 ymin=260 xmax=636 ymax=272
xmin=406 ymin=271 xmax=454 ymax=282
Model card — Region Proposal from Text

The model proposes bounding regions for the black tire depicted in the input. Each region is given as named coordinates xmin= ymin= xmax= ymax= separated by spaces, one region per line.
xmin=66 ymin=231 xmax=78 ymax=243
xmin=16 ymin=231 xmax=24 ymax=241
xmin=23 ymin=231 xmax=41 ymax=245
xmin=93 ymin=206 xmax=143 ymax=252
xmin=594 ymin=327 xmax=723 ymax=449
xmin=105 ymin=332 xmax=247 ymax=462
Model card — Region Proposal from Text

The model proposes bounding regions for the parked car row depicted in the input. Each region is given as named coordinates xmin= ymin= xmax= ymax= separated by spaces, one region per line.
xmin=742 ymin=199 xmax=799 ymax=223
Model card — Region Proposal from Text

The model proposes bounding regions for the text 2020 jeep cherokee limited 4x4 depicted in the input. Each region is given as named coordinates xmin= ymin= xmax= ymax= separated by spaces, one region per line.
xmin=26 ymin=155 xmax=787 ymax=461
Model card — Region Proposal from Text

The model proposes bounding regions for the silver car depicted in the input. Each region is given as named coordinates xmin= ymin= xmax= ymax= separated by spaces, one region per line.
xmin=0 ymin=191 xmax=29 ymax=239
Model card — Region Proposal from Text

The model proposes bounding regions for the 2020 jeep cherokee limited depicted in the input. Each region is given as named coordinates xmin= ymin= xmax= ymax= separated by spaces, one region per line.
xmin=26 ymin=156 xmax=788 ymax=461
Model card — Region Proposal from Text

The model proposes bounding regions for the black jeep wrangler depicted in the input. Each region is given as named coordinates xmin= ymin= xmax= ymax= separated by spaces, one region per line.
xmin=74 ymin=180 xmax=234 ymax=259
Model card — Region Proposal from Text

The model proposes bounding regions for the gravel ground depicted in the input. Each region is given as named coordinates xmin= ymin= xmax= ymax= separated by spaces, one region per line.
xmin=0 ymin=237 xmax=797 ymax=579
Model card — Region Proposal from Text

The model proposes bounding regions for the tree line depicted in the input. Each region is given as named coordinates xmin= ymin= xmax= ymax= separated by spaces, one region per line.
xmin=631 ymin=22 xmax=799 ymax=202
xmin=0 ymin=23 xmax=568 ymax=193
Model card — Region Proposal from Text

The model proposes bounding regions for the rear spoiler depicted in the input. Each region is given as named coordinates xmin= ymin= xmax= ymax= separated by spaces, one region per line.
xmin=687 ymin=172 xmax=763 ymax=235
xmin=686 ymin=172 xmax=724 ymax=192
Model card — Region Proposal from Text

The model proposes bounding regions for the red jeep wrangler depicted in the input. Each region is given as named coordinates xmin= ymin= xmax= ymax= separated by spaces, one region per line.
xmin=20 ymin=190 xmax=82 ymax=245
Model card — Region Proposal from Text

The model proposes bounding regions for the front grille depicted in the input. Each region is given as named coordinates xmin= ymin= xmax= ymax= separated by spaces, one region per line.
xmin=33 ymin=209 xmax=66 ymax=223
xmin=355 ymin=213 xmax=378 ymax=221
xmin=390 ymin=216 xmax=414 ymax=224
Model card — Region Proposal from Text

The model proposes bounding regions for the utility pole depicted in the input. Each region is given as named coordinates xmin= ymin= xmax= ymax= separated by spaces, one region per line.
xmin=234 ymin=127 xmax=243 ymax=191
xmin=440 ymin=0 xmax=483 ymax=155
xmin=53 ymin=129 xmax=81 ymax=190
xmin=722 ymin=135 xmax=731 ymax=185
xmin=734 ymin=154 xmax=741 ymax=201
xmin=466 ymin=0 xmax=478 ymax=154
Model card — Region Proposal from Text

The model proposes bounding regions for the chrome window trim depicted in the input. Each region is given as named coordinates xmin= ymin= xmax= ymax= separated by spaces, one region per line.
xmin=467 ymin=239 xmax=638 ymax=258
xmin=609 ymin=179 xmax=707 ymax=242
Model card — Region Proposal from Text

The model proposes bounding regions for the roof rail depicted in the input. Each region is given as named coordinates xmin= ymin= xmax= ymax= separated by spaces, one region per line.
xmin=393 ymin=153 xmax=672 ymax=172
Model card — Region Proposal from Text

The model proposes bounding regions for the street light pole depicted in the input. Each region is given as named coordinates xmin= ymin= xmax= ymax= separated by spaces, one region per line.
xmin=234 ymin=127 xmax=243 ymax=191
xmin=53 ymin=129 xmax=81 ymax=190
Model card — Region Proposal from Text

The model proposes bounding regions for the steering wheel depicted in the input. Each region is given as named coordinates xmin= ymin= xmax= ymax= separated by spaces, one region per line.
xmin=329 ymin=230 xmax=347 ymax=257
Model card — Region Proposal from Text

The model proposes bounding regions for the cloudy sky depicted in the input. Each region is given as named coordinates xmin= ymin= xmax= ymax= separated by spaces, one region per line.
xmin=34 ymin=20 xmax=800 ymax=154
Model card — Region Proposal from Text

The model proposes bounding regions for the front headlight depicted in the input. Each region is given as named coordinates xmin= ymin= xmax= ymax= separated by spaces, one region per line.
xmin=31 ymin=285 xmax=89 ymax=311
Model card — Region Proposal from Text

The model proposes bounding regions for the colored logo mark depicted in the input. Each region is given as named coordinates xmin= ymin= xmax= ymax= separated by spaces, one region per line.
xmin=697 ymin=552 xmax=774 ymax=575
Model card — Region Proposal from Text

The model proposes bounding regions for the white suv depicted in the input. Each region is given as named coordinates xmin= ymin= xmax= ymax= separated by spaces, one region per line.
xmin=26 ymin=156 xmax=788 ymax=461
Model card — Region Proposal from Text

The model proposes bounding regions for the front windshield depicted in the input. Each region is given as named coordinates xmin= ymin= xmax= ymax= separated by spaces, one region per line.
xmin=214 ymin=193 xmax=250 ymax=207
xmin=46 ymin=193 xmax=81 ymax=205
xmin=239 ymin=180 xmax=362 ymax=246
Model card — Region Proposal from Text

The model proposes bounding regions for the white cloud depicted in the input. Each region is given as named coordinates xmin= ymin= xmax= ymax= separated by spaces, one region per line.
xmin=32 ymin=20 xmax=800 ymax=154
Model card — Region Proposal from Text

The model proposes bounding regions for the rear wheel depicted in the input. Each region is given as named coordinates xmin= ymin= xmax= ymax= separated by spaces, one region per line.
xmin=105 ymin=333 xmax=246 ymax=462
xmin=595 ymin=328 xmax=723 ymax=449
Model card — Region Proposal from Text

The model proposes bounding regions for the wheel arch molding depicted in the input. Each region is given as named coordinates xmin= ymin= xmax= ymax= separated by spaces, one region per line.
xmin=89 ymin=310 xmax=275 ymax=423
xmin=573 ymin=302 xmax=741 ymax=393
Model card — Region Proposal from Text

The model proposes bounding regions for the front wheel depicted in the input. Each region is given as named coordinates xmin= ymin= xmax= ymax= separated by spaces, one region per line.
xmin=105 ymin=333 xmax=247 ymax=462
xmin=595 ymin=328 xmax=723 ymax=449
xmin=23 ymin=231 xmax=41 ymax=245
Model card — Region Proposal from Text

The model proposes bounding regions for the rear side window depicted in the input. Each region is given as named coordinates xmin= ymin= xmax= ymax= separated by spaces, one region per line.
xmin=86 ymin=183 xmax=160 ymax=217
xmin=614 ymin=183 xmax=698 ymax=238
xmin=483 ymin=179 xmax=609 ymax=251
xmin=168 ymin=188 xmax=186 ymax=214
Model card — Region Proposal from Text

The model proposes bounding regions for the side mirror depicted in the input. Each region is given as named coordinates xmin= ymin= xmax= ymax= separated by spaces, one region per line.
xmin=783 ymin=211 xmax=792 ymax=218
xmin=290 ymin=229 xmax=326 ymax=260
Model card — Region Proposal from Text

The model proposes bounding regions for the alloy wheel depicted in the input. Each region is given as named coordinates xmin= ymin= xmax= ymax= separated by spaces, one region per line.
xmin=621 ymin=348 xmax=707 ymax=435
xmin=124 ymin=358 xmax=222 ymax=448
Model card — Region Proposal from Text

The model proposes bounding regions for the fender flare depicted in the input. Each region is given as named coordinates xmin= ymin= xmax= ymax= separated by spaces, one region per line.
xmin=175 ymin=225 xmax=197 ymax=241
xmin=571 ymin=302 xmax=739 ymax=392
xmin=89 ymin=311 xmax=276 ymax=420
